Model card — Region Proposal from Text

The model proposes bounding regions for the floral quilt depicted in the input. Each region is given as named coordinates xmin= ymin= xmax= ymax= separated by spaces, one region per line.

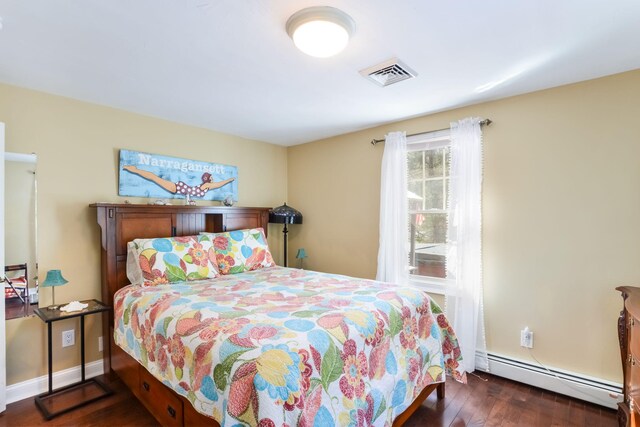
xmin=114 ymin=267 xmax=466 ymax=426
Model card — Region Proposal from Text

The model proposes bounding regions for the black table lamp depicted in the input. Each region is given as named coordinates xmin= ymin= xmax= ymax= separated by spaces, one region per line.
xmin=269 ymin=203 xmax=303 ymax=267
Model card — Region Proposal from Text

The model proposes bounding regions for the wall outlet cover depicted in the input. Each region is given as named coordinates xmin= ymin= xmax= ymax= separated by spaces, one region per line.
xmin=520 ymin=328 xmax=534 ymax=348
xmin=62 ymin=329 xmax=75 ymax=347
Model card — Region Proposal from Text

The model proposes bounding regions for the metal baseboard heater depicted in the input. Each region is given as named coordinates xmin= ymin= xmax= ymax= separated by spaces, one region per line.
xmin=476 ymin=352 xmax=622 ymax=409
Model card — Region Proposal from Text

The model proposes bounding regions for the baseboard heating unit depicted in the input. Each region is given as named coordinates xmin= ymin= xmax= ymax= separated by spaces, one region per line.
xmin=477 ymin=352 xmax=622 ymax=409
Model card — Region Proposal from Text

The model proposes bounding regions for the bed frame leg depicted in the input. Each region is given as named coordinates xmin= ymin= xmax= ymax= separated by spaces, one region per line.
xmin=437 ymin=382 xmax=445 ymax=399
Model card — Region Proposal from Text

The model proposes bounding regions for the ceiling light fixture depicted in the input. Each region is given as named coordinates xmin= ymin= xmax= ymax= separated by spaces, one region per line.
xmin=286 ymin=6 xmax=355 ymax=58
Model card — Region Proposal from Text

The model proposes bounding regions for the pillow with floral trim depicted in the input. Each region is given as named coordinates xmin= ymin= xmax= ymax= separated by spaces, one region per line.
xmin=129 ymin=235 xmax=219 ymax=286
xmin=204 ymin=228 xmax=275 ymax=274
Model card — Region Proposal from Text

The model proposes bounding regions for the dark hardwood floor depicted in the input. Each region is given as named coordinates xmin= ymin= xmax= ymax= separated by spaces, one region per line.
xmin=0 ymin=373 xmax=617 ymax=426
xmin=0 ymin=375 xmax=157 ymax=427
xmin=405 ymin=373 xmax=617 ymax=427
xmin=5 ymin=296 xmax=36 ymax=320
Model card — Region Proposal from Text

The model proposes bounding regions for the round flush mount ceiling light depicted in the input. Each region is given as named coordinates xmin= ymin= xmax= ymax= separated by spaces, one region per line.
xmin=286 ymin=6 xmax=355 ymax=58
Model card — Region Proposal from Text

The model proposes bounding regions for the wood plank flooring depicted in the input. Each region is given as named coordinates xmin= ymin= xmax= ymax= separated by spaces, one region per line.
xmin=404 ymin=373 xmax=617 ymax=427
xmin=5 ymin=297 xmax=36 ymax=320
xmin=0 ymin=372 xmax=617 ymax=426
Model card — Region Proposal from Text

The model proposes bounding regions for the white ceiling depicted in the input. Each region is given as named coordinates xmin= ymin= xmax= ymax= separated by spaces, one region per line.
xmin=0 ymin=1 xmax=639 ymax=146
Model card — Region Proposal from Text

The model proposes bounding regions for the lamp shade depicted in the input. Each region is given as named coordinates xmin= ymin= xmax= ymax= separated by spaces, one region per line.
xmin=296 ymin=248 xmax=308 ymax=259
xmin=41 ymin=270 xmax=68 ymax=287
xmin=269 ymin=203 xmax=303 ymax=225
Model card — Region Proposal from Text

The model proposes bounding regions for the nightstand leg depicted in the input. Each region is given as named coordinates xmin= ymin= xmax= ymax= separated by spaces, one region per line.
xmin=47 ymin=321 xmax=52 ymax=393
xmin=81 ymin=315 xmax=85 ymax=382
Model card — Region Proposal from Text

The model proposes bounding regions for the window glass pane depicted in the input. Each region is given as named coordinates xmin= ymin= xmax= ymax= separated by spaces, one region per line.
xmin=407 ymin=145 xmax=450 ymax=281
xmin=424 ymin=180 xmax=444 ymax=210
xmin=407 ymin=151 xmax=423 ymax=180
xmin=408 ymin=180 xmax=423 ymax=210
xmin=414 ymin=213 xmax=447 ymax=244
xmin=425 ymin=148 xmax=445 ymax=177
xmin=409 ymin=213 xmax=447 ymax=279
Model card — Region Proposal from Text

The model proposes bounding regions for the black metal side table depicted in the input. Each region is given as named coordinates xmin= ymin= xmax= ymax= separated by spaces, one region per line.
xmin=34 ymin=299 xmax=113 ymax=419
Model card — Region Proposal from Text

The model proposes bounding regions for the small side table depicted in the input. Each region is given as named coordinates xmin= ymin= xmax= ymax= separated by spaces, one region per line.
xmin=34 ymin=299 xmax=113 ymax=419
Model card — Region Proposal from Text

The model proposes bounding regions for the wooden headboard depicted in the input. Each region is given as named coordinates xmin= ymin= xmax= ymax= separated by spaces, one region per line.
xmin=91 ymin=203 xmax=270 ymax=374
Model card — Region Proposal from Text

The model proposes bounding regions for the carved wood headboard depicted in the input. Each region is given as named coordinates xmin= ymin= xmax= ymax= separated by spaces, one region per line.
xmin=91 ymin=203 xmax=270 ymax=374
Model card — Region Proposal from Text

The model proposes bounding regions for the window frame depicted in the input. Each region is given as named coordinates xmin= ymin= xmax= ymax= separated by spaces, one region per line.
xmin=407 ymin=129 xmax=453 ymax=295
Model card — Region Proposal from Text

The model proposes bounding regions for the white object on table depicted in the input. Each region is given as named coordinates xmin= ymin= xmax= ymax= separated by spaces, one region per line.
xmin=60 ymin=301 xmax=88 ymax=312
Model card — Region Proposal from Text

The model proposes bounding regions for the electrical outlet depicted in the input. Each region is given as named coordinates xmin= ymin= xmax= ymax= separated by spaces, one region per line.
xmin=520 ymin=327 xmax=534 ymax=348
xmin=98 ymin=336 xmax=103 ymax=352
xmin=62 ymin=329 xmax=75 ymax=348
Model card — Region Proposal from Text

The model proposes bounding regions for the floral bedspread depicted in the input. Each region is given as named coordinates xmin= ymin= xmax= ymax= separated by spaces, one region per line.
xmin=114 ymin=267 xmax=466 ymax=426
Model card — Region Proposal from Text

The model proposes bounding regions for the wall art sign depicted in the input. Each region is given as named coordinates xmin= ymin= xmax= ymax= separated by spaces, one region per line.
xmin=118 ymin=149 xmax=238 ymax=201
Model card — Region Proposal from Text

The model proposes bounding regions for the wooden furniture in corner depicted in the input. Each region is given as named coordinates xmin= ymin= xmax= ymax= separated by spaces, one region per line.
xmin=617 ymin=286 xmax=640 ymax=427
xmin=91 ymin=203 xmax=443 ymax=427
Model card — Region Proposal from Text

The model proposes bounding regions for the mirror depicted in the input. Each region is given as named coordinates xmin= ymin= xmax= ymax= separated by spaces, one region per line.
xmin=4 ymin=152 xmax=37 ymax=320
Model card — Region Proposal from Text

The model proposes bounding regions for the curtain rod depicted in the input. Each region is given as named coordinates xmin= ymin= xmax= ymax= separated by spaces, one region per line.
xmin=370 ymin=119 xmax=492 ymax=146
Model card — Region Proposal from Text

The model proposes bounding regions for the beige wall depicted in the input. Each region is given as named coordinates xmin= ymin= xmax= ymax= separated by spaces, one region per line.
xmin=1 ymin=83 xmax=287 ymax=385
xmin=288 ymin=69 xmax=640 ymax=383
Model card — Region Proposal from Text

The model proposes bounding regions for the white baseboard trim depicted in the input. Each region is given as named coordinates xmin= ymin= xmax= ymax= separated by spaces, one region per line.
xmin=477 ymin=352 xmax=622 ymax=409
xmin=6 ymin=360 xmax=104 ymax=404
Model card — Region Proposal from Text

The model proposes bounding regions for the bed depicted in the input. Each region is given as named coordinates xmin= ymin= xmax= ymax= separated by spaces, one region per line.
xmin=93 ymin=203 xmax=465 ymax=427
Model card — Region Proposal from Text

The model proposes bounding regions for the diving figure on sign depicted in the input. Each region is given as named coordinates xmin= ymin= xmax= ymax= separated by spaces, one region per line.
xmin=118 ymin=149 xmax=239 ymax=202
xmin=123 ymin=166 xmax=234 ymax=198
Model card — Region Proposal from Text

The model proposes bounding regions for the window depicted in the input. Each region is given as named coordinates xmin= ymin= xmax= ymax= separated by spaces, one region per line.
xmin=407 ymin=131 xmax=451 ymax=291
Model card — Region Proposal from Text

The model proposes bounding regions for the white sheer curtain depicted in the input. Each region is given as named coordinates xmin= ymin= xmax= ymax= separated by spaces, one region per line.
xmin=376 ymin=131 xmax=409 ymax=284
xmin=445 ymin=117 xmax=488 ymax=373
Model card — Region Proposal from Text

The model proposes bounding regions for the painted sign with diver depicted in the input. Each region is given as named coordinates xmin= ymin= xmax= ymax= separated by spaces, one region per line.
xmin=118 ymin=149 xmax=238 ymax=201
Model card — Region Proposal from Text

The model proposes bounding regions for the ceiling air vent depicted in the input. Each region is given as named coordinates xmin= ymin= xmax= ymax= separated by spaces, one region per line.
xmin=360 ymin=58 xmax=417 ymax=87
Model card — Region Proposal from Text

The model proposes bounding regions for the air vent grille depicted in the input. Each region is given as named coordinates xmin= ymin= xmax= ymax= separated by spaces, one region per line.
xmin=360 ymin=58 xmax=417 ymax=87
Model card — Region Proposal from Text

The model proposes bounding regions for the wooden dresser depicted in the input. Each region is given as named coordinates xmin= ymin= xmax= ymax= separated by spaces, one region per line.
xmin=617 ymin=286 xmax=640 ymax=427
